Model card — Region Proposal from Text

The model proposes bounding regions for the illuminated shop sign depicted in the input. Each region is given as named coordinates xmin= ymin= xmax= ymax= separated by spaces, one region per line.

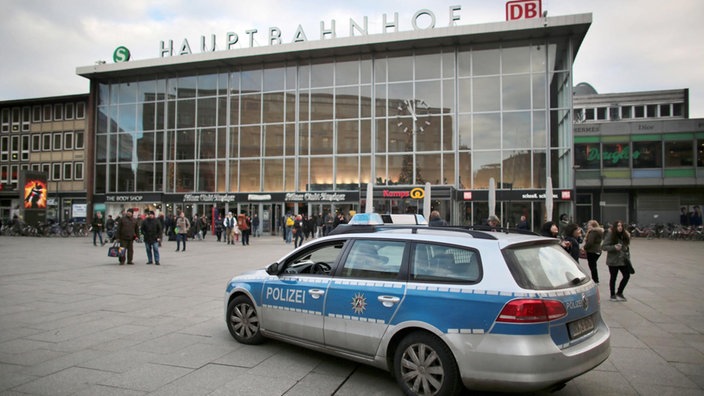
xmin=285 ymin=192 xmax=348 ymax=202
xmin=461 ymin=189 xmax=572 ymax=201
xmin=183 ymin=193 xmax=236 ymax=203
xmin=159 ymin=6 xmax=462 ymax=57
xmin=585 ymin=145 xmax=640 ymax=164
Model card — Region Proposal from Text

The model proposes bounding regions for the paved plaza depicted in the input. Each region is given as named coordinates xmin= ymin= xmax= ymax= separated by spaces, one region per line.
xmin=0 ymin=233 xmax=703 ymax=396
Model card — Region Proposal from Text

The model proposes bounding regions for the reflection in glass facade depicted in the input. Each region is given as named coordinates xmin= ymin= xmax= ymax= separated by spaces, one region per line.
xmin=94 ymin=39 xmax=574 ymax=196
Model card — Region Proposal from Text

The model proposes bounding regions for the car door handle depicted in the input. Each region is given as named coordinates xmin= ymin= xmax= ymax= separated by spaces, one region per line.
xmin=308 ymin=289 xmax=325 ymax=299
xmin=378 ymin=295 xmax=401 ymax=307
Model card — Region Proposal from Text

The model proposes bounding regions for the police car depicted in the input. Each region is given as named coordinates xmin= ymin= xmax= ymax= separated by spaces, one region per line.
xmin=224 ymin=213 xmax=610 ymax=395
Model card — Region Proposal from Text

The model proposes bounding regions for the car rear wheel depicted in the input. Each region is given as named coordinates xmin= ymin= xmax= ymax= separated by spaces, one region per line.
xmin=226 ymin=295 xmax=264 ymax=344
xmin=393 ymin=332 xmax=462 ymax=396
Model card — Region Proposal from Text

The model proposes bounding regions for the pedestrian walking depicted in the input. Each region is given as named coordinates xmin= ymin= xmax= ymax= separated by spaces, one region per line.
xmin=603 ymin=220 xmax=632 ymax=302
xmin=92 ymin=211 xmax=105 ymax=246
xmin=239 ymin=214 xmax=251 ymax=246
xmin=175 ymin=212 xmax=190 ymax=252
xmin=583 ymin=220 xmax=604 ymax=283
xmin=252 ymin=213 xmax=261 ymax=237
xmin=115 ymin=209 xmax=139 ymax=265
xmin=293 ymin=214 xmax=304 ymax=248
xmin=215 ymin=214 xmax=224 ymax=242
xmin=141 ymin=210 xmax=163 ymax=265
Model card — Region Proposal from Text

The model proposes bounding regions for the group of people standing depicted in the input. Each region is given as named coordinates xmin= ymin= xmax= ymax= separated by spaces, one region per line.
xmin=217 ymin=212 xmax=254 ymax=246
xmin=540 ymin=215 xmax=632 ymax=302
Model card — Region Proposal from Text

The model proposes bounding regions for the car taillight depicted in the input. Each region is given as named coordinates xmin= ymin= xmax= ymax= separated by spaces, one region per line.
xmin=496 ymin=299 xmax=567 ymax=323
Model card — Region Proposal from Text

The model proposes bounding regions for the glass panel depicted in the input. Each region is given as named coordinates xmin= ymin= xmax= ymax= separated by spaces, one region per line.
xmin=442 ymin=52 xmax=454 ymax=79
xmin=457 ymin=49 xmax=470 ymax=77
xmin=443 ymin=153 xmax=455 ymax=185
xmin=310 ymin=88 xmax=334 ymax=121
xmin=310 ymin=121 xmax=333 ymax=155
xmin=311 ymin=62 xmax=334 ymax=88
xmin=285 ymin=123 xmax=295 ymax=156
xmin=533 ymin=111 xmax=547 ymax=148
xmin=360 ymin=155 xmax=371 ymax=184
xmin=197 ymin=74 xmax=217 ymax=97
xmin=415 ymin=52 xmax=441 ymax=80
xmin=502 ymin=74 xmax=531 ymax=110
xmin=502 ymin=44 xmax=530 ymax=74
xmin=442 ymin=79 xmax=455 ymax=114
xmin=241 ymin=94 xmax=261 ymax=124
xmin=375 ymin=154 xmax=387 ymax=184
xmin=264 ymin=124 xmax=284 ymax=157
xmin=602 ymin=143 xmax=630 ymax=168
xmin=118 ymin=82 xmax=138 ymax=103
xmin=416 ymin=153 xmax=440 ymax=184
xmin=473 ymin=46 xmax=500 ymax=76
xmin=177 ymin=76 xmax=197 ymax=98
xmin=117 ymin=104 xmax=137 ymax=132
xmin=473 ymin=151 xmax=501 ymax=189
xmin=360 ymin=58 xmax=372 ymax=84
xmin=459 ymin=151 xmax=472 ymax=189
xmin=215 ymin=160 xmax=226 ymax=192
xmin=337 ymin=120 xmax=358 ymax=155
xmin=307 ymin=157 xmax=333 ymax=191
xmin=503 ymin=111 xmax=531 ymax=149
xmin=154 ymin=131 xmax=164 ymax=161
xmin=442 ymin=115 xmax=454 ymax=151
xmin=136 ymin=162 xmax=154 ymax=191
xmin=117 ymin=163 xmax=134 ymax=191
xmin=229 ymin=96 xmax=240 ymax=125
xmin=263 ymin=66 xmax=285 ymax=92
xmin=503 ymin=150 xmax=532 ymax=188
xmin=285 ymin=92 xmax=296 ymax=122
xmin=387 ymin=52 xmax=413 ymax=82
xmin=665 ymin=141 xmax=694 ymax=167
xmin=360 ymin=120 xmax=371 ymax=154
xmin=376 ymin=118 xmax=387 ymax=153
xmin=95 ymin=165 xmax=108 ymax=194
xmin=411 ymin=243 xmax=480 ymax=282
xmin=176 ymin=100 xmax=195 ymax=128
xmin=137 ymin=132 xmax=154 ymax=162
xmin=632 ymin=141 xmax=661 ymax=168
xmin=416 ymin=116 xmax=440 ymax=152
xmin=415 ymin=80 xmax=441 ymax=112
xmin=299 ymin=122 xmax=309 ymax=156
xmin=175 ymin=162 xmax=194 ymax=192
xmin=263 ymin=92 xmax=285 ymax=123
xmin=388 ymin=119 xmax=410 ymax=153
xmin=239 ymin=159 xmax=261 ymax=192
xmin=473 ymin=76 xmax=500 ymax=112
xmin=698 ymin=139 xmax=704 ymax=167
xmin=240 ymin=126 xmax=260 ymax=157
xmin=197 ymin=98 xmax=217 ymax=127
xmin=176 ymin=130 xmax=195 ymax=160
xmin=199 ymin=129 xmax=217 ymax=160
xmin=336 ymin=86 xmax=359 ymax=119
xmin=197 ymin=161 xmax=216 ymax=191
xmin=458 ymin=78 xmax=471 ymax=113
xmin=241 ymin=68 xmax=262 ymax=93
xmin=228 ymin=160 xmax=238 ymax=191
xmin=473 ymin=113 xmax=500 ymax=150
xmin=263 ymin=158 xmax=284 ymax=191
xmin=117 ymin=133 xmax=134 ymax=161
xmin=388 ymin=154 xmax=409 ymax=184
xmin=458 ymin=114 xmax=470 ymax=150
xmin=335 ymin=59 xmax=359 ymax=86
xmin=298 ymin=157 xmax=309 ymax=191
xmin=336 ymin=156 xmax=358 ymax=185
xmin=532 ymin=73 xmax=547 ymax=110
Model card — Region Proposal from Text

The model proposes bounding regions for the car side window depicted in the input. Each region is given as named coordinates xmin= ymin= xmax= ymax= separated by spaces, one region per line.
xmin=283 ymin=241 xmax=346 ymax=276
xmin=340 ymin=239 xmax=406 ymax=280
xmin=411 ymin=243 xmax=481 ymax=283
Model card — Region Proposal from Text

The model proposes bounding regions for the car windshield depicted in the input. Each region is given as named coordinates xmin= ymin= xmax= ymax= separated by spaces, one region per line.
xmin=503 ymin=243 xmax=589 ymax=290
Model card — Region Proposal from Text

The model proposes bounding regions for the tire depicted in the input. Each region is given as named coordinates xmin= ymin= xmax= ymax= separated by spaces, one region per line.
xmin=393 ymin=332 xmax=462 ymax=396
xmin=226 ymin=295 xmax=265 ymax=345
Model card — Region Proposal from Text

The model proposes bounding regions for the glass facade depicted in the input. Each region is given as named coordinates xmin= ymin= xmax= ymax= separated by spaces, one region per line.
xmin=89 ymin=26 xmax=582 ymax=226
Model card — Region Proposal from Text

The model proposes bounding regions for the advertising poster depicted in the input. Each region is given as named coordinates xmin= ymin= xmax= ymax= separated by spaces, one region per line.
xmin=20 ymin=170 xmax=48 ymax=225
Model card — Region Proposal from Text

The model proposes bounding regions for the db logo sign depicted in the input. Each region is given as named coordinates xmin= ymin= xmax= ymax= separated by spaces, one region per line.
xmin=506 ymin=0 xmax=542 ymax=21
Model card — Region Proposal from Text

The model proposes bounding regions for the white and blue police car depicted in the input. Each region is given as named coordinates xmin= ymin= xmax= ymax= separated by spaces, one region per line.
xmin=225 ymin=213 xmax=610 ymax=395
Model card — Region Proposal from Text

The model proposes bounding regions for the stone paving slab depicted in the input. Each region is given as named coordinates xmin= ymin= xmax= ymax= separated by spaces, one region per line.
xmin=0 ymin=234 xmax=702 ymax=395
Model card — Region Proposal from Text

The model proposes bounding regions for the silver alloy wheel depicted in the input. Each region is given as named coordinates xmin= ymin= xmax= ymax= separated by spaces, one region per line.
xmin=231 ymin=301 xmax=259 ymax=339
xmin=400 ymin=342 xmax=444 ymax=396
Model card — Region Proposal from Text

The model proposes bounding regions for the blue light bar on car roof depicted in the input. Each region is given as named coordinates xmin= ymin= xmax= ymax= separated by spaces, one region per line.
xmin=348 ymin=213 xmax=385 ymax=225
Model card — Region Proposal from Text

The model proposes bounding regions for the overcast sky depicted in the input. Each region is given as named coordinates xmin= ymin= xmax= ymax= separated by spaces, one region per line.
xmin=2 ymin=0 xmax=703 ymax=117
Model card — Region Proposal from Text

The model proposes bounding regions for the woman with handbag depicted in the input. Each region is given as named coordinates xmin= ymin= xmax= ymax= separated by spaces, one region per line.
xmin=602 ymin=220 xmax=632 ymax=302
xmin=583 ymin=220 xmax=604 ymax=283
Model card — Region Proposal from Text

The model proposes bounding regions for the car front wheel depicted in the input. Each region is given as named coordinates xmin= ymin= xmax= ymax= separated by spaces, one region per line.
xmin=226 ymin=295 xmax=264 ymax=345
xmin=393 ymin=331 xmax=462 ymax=396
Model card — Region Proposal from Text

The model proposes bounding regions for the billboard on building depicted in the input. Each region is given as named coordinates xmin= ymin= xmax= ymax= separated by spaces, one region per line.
xmin=20 ymin=170 xmax=48 ymax=225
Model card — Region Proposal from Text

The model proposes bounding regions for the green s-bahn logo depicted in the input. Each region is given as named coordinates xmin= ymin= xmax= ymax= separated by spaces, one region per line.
xmin=113 ymin=46 xmax=131 ymax=63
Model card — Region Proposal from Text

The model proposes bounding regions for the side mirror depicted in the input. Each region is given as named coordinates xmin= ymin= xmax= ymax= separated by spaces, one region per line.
xmin=266 ymin=262 xmax=280 ymax=275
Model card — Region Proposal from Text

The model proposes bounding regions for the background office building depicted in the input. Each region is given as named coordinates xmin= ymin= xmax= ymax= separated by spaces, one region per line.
xmin=0 ymin=95 xmax=88 ymax=223
xmin=77 ymin=12 xmax=591 ymax=232
xmin=573 ymin=84 xmax=704 ymax=226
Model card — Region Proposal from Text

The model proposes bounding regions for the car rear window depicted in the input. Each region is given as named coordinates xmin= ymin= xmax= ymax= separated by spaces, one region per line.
xmin=503 ymin=243 xmax=589 ymax=290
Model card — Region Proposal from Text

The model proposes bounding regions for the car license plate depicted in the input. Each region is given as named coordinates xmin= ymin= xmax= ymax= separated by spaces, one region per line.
xmin=568 ymin=315 xmax=595 ymax=339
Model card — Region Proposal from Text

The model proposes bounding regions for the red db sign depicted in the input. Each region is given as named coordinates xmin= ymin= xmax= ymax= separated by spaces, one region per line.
xmin=506 ymin=0 xmax=542 ymax=21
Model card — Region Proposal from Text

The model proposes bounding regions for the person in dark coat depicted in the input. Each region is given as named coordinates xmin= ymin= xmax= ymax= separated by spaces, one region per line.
xmin=562 ymin=223 xmax=582 ymax=262
xmin=428 ymin=210 xmax=448 ymax=227
xmin=141 ymin=211 xmax=163 ymax=265
xmin=116 ymin=209 xmax=139 ymax=265
xmin=583 ymin=220 xmax=604 ymax=283
xmin=92 ymin=211 xmax=105 ymax=246
xmin=603 ymin=220 xmax=632 ymax=301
